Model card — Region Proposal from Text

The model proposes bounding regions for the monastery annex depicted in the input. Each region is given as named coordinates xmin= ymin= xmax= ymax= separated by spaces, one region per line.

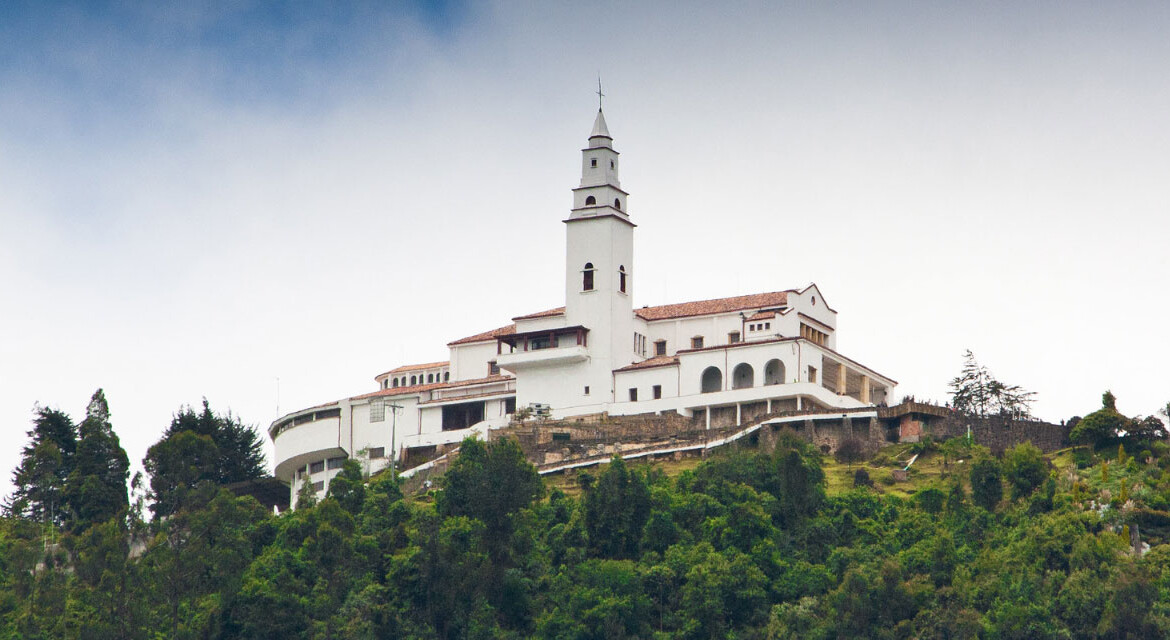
xmin=270 ymin=106 xmax=896 ymax=504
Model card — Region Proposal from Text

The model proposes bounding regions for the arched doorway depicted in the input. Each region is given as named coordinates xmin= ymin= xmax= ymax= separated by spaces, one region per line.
xmin=700 ymin=366 xmax=722 ymax=393
xmin=764 ymin=359 xmax=785 ymax=385
xmin=732 ymin=363 xmax=754 ymax=389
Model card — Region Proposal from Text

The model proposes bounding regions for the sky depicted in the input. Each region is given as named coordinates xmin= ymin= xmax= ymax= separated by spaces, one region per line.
xmin=2 ymin=1 xmax=1168 ymax=499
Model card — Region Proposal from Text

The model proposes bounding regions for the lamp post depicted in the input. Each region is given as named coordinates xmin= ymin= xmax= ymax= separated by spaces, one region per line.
xmin=385 ymin=401 xmax=403 ymax=475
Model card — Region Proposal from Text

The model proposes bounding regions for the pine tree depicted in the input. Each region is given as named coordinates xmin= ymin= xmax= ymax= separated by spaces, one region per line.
xmin=143 ymin=399 xmax=267 ymax=518
xmin=5 ymin=406 xmax=78 ymax=526
xmin=63 ymin=389 xmax=130 ymax=531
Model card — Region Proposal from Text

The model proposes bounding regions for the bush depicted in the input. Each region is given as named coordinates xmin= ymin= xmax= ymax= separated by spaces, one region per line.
xmin=835 ymin=438 xmax=866 ymax=466
xmin=853 ymin=468 xmax=873 ymax=488
xmin=969 ymin=457 xmax=1003 ymax=511
xmin=914 ymin=487 xmax=945 ymax=514
xmin=1003 ymin=442 xmax=1047 ymax=500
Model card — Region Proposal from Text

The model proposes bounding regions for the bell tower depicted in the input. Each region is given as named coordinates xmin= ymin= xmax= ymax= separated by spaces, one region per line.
xmin=563 ymin=104 xmax=636 ymax=406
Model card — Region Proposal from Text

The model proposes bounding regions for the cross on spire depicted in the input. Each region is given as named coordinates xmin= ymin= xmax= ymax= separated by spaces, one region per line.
xmin=596 ymin=75 xmax=605 ymax=111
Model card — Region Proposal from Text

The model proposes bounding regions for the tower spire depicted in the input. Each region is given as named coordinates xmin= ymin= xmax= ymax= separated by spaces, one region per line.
xmin=596 ymin=75 xmax=605 ymax=111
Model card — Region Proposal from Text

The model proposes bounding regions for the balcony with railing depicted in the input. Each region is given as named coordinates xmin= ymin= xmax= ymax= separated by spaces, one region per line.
xmin=496 ymin=325 xmax=590 ymax=371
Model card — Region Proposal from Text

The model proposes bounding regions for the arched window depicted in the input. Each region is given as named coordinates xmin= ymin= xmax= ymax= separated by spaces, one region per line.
xmin=585 ymin=195 xmax=596 ymax=205
xmin=583 ymin=262 xmax=595 ymax=291
xmin=614 ymin=198 xmax=621 ymax=209
xmin=444 ymin=372 xmax=450 ymax=382
xmin=410 ymin=375 xmax=417 ymax=385
xmin=764 ymin=359 xmax=785 ymax=385
xmin=732 ymin=363 xmax=755 ymax=389
xmin=392 ymin=378 xmax=398 ymax=388
xmin=427 ymin=373 xmax=434 ymax=383
xmin=618 ymin=265 xmax=626 ymax=293
xmin=701 ymin=366 xmax=722 ymax=393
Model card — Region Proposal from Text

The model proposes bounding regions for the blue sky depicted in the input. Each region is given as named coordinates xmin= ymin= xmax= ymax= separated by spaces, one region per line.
xmin=2 ymin=2 xmax=1168 ymax=497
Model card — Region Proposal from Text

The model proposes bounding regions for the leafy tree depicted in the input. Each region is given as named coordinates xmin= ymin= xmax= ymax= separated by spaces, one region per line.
xmin=327 ymin=459 xmax=366 ymax=514
xmin=144 ymin=399 xmax=266 ymax=518
xmin=969 ymin=456 xmax=1003 ymax=511
xmin=142 ymin=430 xmax=220 ymax=518
xmin=436 ymin=437 xmax=542 ymax=544
xmin=948 ymin=350 xmax=1036 ymax=419
xmin=5 ymin=407 xmax=77 ymax=526
xmin=583 ymin=456 xmax=651 ymax=559
xmin=834 ymin=437 xmax=866 ymax=467
xmin=1003 ymin=442 xmax=1047 ymax=499
xmin=62 ymin=389 xmax=130 ymax=531
xmin=1071 ymin=391 xmax=1129 ymax=448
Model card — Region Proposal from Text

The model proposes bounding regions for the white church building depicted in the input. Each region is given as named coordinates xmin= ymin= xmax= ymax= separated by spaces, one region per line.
xmin=270 ymin=107 xmax=896 ymax=501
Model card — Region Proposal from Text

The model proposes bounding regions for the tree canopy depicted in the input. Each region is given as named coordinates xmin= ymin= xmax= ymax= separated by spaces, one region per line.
xmin=143 ymin=399 xmax=267 ymax=517
xmin=948 ymin=350 xmax=1036 ymax=419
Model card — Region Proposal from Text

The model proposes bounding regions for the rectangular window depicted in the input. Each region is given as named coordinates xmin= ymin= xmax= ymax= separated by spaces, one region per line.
xmin=765 ymin=322 xmax=770 ymax=330
xmin=370 ymin=400 xmax=385 ymax=422
xmin=728 ymin=331 xmax=741 ymax=344
xmin=808 ymin=366 xmax=818 ymax=384
xmin=692 ymin=336 xmax=704 ymax=349
xmin=628 ymin=388 xmax=638 ymax=401
xmin=327 ymin=457 xmax=346 ymax=470
xmin=489 ymin=361 xmax=500 ymax=375
xmin=309 ymin=461 xmax=325 ymax=474
xmin=368 ymin=447 xmax=385 ymax=459
xmin=654 ymin=340 xmax=666 ymax=356
xmin=591 ymin=157 xmax=597 ymax=167
xmin=652 ymin=385 xmax=662 ymax=399
xmin=311 ymin=481 xmax=324 ymax=493
xmin=584 ymin=386 xmax=590 ymax=395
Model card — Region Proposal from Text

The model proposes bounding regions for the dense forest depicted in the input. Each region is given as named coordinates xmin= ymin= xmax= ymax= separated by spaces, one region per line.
xmin=2 ymin=387 xmax=1170 ymax=639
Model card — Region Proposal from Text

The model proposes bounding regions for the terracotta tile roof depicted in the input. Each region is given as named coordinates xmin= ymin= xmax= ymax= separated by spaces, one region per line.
xmin=614 ymin=356 xmax=679 ymax=372
xmin=350 ymin=374 xmax=514 ymax=402
xmin=746 ymin=311 xmax=776 ymax=321
xmin=375 ymin=361 xmax=450 ymax=380
xmin=447 ymin=324 xmax=516 ymax=346
xmin=635 ymin=291 xmax=792 ymax=321
xmin=351 ymin=383 xmax=448 ymax=400
xmin=512 ymin=307 xmax=565 ymax=321
xmin=383 ymin=361 xmax=449 ymax=375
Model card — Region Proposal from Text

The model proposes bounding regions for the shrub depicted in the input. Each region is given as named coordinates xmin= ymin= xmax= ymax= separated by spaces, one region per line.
xmin=1003 ymin=442 xmax=1047 ymax=500
xmin=969 ymin=457 xmax=1003 ymax=511
xmin=835 ymin=437 xmax=866 ymax=466
xmin=914 ymin=487 xmax=945 ymax=514
xmin=853 ymin=468 xmax=873 ymax=488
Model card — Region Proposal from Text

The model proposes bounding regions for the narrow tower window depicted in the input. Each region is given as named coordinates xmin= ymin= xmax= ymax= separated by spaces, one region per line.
xmin=614 ymin=198 xmax=621 ymax=209
xmin=591 ymin=158 xmax=597 ymax=167
xmin=619 ymin=265 xmax=626 ymax=293
xmin=582 ymin=262 xmax=595 ymax=291
xmin=585 ymin=195 xmax=596 ymax=205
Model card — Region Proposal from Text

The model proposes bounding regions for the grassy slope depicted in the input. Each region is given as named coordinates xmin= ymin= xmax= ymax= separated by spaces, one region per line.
xmin=542 ymin=443 xmax=976 ymax=498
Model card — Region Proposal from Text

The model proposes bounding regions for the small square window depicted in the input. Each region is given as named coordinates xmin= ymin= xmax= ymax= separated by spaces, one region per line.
xmin=652 ymin=385 xmax=662 ymax=400
xmin=765 ymin=322 xmax=770 ymax=329
xmin=629 ymin=388 xmax=638 ymax=401
xmin=654 ymin=340 xmax=666 ymax=356
xmin=729 ymin=331 xmax=740 ymax=344
xmin=692 ymin=336 xmax=704 ymax=349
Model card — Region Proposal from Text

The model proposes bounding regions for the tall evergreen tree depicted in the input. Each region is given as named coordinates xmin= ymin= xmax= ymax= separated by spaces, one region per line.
xmin=63 ymin=389 xmax=130 ymax=531
xmin=5 ymin=406 xmax=77 ymax=525
xmin=144 ymin=399 xmax=267 ymax=518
